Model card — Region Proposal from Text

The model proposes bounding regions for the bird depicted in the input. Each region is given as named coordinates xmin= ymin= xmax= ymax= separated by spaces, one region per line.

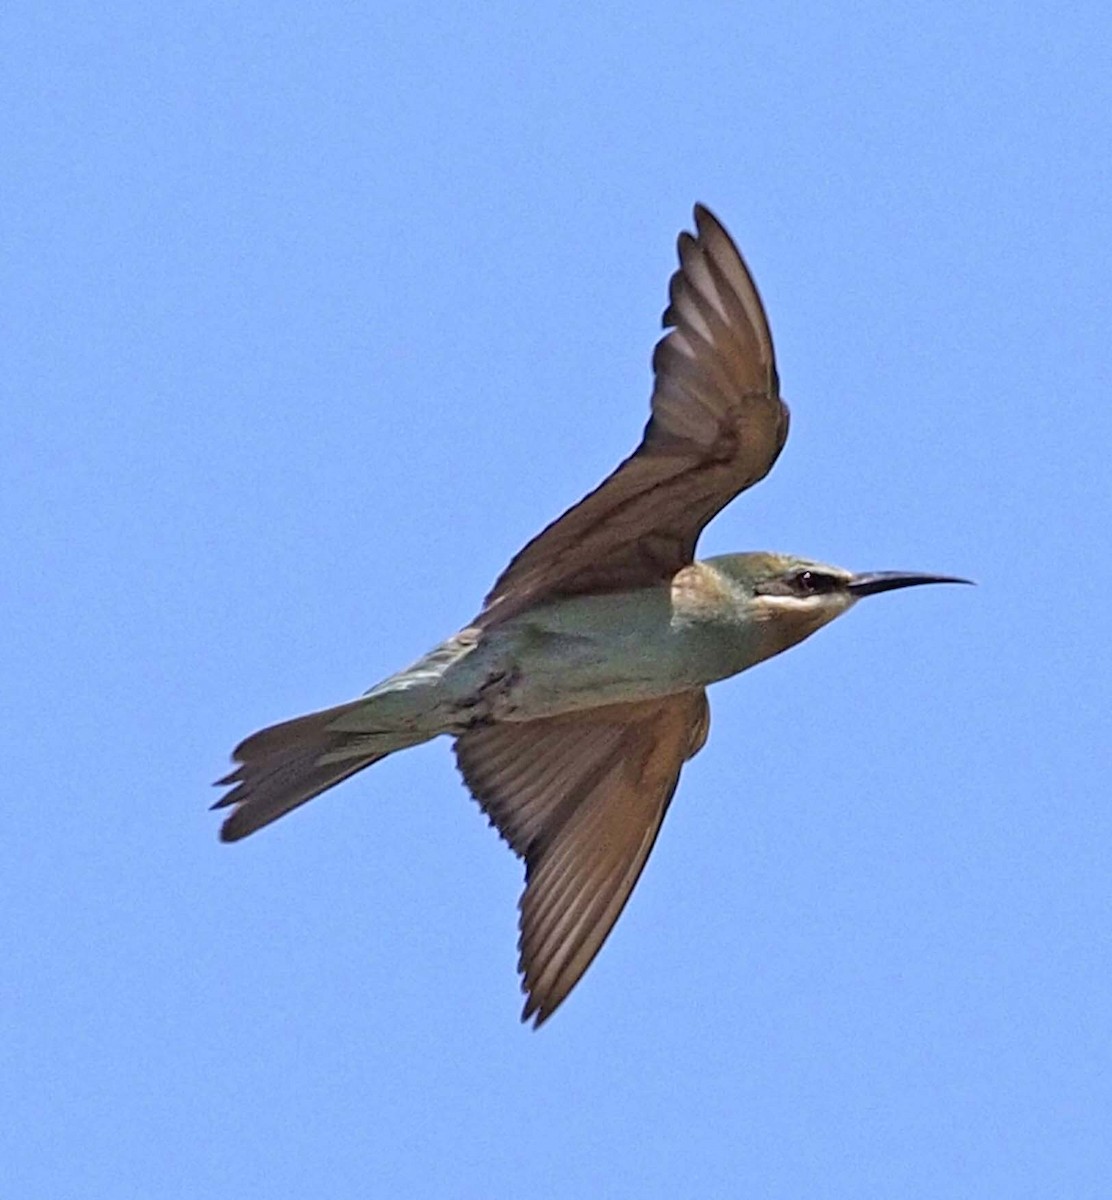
xmin=214 ymin=204 xmax=970 ymax=1026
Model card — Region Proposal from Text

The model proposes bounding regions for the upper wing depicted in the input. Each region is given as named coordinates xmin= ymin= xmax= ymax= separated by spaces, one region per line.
xmin=476 ymin=204 xmax=788 ymax=629
xmin=455 ymin=691 xmax=710 ymax=1026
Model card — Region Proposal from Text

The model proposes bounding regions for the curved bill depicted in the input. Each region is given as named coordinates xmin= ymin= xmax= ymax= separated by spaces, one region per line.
xmin=848 ymin=571 xmax=974 ymax=598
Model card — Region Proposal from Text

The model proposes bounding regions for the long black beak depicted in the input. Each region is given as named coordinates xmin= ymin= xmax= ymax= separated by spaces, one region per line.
xmin=847 ymin=571 xmax=974 ymax=598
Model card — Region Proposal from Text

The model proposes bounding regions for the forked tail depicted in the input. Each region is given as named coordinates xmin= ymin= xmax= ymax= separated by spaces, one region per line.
xmin=215 ymin=631 xmax=486 ymax=840
xmin=212 ymin=698 xmax=434 ymax=842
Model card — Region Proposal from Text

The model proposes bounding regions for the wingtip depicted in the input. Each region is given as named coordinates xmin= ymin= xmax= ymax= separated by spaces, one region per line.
xmin=692 ymin=201 xmax=723 ymax=236
xmin=209 ymin=779 xmax=240 ymax=810
xmin=519 ymin=968 xmax=556 ymax=1028
xmin=218 ymin=812 xmax=250 ymax=843
xmin=520 ymin=994 xmax=551 ymax=1029
xmin=674 ymin=228 xmax=697 ymax=262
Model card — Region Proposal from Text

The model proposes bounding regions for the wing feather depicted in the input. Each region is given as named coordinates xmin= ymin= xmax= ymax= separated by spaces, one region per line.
xmin=455 ymin=692 xmax=710 ymax=1025
xmin=476 ymin=205 xmax=788 ymax=628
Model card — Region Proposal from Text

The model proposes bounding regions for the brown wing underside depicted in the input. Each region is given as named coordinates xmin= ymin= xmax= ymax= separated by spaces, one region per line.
xmin=476 ymin=205 xmax=788 ymax=629
xmin=455 ymin=691 xmax=710 ymax=1025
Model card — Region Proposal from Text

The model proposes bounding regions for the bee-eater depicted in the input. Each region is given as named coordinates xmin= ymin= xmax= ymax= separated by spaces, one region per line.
xmin=215 ymin=205 xmax=969 ymax=1025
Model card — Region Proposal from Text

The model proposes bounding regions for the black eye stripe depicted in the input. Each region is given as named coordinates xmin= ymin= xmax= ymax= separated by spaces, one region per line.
xmin=754 ymin=570 xmax=843 ymax=598
xmin=793 ymin=570 xmax=838 ymax=595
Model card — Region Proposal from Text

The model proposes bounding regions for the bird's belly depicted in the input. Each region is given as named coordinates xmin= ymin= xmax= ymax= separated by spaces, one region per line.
xmin=485 ymin=588 xmax=752 ymax=721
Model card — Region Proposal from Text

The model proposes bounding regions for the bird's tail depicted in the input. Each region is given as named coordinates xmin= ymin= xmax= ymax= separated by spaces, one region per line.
xmin=212 ymin=698 xmax=435 ymax=842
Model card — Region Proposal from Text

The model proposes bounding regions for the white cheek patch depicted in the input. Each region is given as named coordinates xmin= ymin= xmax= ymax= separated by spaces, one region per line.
xmin=753 ymin=592 xmax=854 ymax=633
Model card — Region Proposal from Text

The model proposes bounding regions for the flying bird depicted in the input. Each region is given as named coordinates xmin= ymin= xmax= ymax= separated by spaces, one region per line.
xmin=215 ymin=205 xmax=969 ymax=1025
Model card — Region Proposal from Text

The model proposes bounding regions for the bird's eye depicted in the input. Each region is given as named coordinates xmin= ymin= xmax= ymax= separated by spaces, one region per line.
xmin=793 ymin=570 xmax=834 ymax=595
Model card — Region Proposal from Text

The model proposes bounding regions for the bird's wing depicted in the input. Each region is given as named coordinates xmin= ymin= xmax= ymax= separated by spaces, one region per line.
xmin=476 ymin=204 xmax=788 ymax=628
xmin=455 ymin=691 xmax=710 ymax=1025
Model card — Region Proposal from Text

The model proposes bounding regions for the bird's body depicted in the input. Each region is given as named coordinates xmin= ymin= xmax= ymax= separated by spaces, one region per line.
xmin=215 ymin=207 xmax=969 ymax=1025
xmin=408 ymin=559 xmax=792 ymax=725
xmin=250 ymin=557 xmax=812 ymax=754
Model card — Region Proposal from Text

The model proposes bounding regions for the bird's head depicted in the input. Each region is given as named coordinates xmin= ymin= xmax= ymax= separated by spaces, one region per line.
xmin=706 ymin=551 xmax=972 ymax=658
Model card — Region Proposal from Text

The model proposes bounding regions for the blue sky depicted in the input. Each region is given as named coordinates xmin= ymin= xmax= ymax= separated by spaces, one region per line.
xmin=4 ymin=2 xmax=1111 ymax=1195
